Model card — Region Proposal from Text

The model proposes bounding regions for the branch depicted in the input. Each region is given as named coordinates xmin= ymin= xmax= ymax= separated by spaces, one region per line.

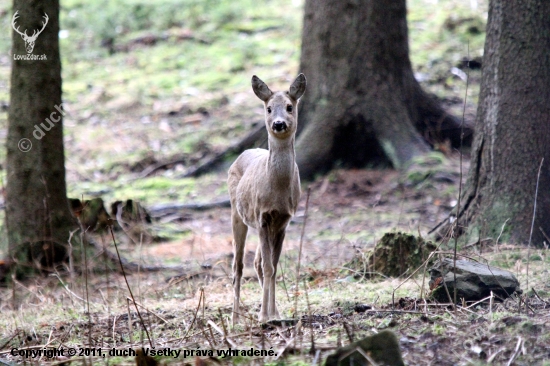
xmin=179 ymin=123 xmax=267 ymax=178
xmin=148 ymin=199 xmax=230 ymax=216
xmin=86 ymin=234 xmax=183 ymax=273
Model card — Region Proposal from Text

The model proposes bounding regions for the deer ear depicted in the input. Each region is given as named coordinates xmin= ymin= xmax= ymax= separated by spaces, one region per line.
xmin=251 ymin=75 xmax=273 ymax=102
xmin=289 ymin=73 xmax=306 ymax=101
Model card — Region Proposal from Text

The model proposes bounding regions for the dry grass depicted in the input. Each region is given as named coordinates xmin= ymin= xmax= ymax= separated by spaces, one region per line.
xmin=0 ymin=239 xmax=549 ymax=365
xmin=1 ymin=158 xmax=549 ymax=365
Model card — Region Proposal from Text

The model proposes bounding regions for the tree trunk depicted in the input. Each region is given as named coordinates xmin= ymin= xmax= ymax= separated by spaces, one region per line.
xmin=295 ymin=0 xmax=471 ymax=179
xmin=437 ymin=0 xmax=550 ymax=246
xmin=6 ymin=0 xmax=78 ymax=272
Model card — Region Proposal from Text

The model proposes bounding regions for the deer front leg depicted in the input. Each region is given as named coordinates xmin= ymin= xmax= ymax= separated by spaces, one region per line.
xmin=231 ymin=211 xmax=248 ymax=326
xmin=258 ymin=225 xmax=275 ymax=322
xmin=257 ymin=225 xmax=286 ymax=321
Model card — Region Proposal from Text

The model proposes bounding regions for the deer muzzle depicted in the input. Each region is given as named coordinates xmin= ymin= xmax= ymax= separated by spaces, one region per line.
xmin=272 ymin=121 xmax=287 ymax=132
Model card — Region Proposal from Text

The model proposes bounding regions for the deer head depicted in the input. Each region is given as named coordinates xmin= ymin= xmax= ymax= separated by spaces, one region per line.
xmin=252 ymin=74 xmax=306 ymax=140
xmin=12 ymin=11 xmax=49 ymax=54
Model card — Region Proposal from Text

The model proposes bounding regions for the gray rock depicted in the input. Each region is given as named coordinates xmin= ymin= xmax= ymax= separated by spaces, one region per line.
xmin=429 ymin=258 xmax=521 ymax=302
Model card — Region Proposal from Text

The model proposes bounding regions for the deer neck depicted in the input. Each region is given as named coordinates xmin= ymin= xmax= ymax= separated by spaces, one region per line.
xmin=267 ymin=134 xmax=296 ymax=186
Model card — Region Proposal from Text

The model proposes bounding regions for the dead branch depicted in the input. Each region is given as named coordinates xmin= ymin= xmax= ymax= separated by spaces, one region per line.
xmin=148 ymin=199 xmax=230 ymax=216
xmin=86 ymin=234 xmax=183 ymax=273
xmin=179 ymin=123 xmax=267 ymax=178
xmin=136 ymin=157 xmax=188 ymax=179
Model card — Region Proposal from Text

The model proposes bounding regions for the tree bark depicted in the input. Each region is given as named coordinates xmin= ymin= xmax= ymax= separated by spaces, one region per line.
xmin=7 ymin=0 xmax=78 ymax=272
xmin=437 ymin=0 xmax=550 ymax=246
xmin=295 ymin=0 xmax=471 ymax=179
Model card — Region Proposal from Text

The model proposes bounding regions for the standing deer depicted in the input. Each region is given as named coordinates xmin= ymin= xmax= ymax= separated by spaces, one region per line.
xmin=228 ymin=74 xmax=306 ymax=324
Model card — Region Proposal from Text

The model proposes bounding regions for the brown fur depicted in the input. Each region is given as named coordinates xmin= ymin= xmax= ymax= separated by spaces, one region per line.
xmin=228 ymin=74 xmax=306 ymax=323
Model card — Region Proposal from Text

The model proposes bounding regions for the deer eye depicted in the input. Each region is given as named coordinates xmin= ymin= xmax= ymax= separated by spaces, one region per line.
xmin=267 ymin=106 xmax=272 ymax=114
xmin=286 ymin=105 xmax=293 ymax=113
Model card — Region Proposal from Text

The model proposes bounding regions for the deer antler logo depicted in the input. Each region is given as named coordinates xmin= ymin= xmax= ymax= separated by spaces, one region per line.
xmin=12 ymin=11 xmax=49 ymax=54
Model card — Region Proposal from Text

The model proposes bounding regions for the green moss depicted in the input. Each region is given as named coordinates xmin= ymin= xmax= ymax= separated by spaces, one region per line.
xmin=351 ymin=232 xmax=436 ymax=278
xmin=464 ymin=200 xmax=514 ymax=245
xmin=381 ymin=140 xmax=400 ymax=169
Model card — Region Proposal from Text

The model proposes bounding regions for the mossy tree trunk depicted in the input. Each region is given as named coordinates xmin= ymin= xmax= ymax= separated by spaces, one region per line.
xmin=295 ymin=0 xmax=471 ymax=179
xmin=6 ymin=0 xmax=78 ymax=273
xmin=437 ymin=0 xmax=550 ymax=246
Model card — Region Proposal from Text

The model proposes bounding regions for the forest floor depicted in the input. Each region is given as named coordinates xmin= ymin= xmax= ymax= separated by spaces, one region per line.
xmin=1 ymin=0 xmax=549 ymax=365
xmin=0 ymin=163 xmax=549 ymax=365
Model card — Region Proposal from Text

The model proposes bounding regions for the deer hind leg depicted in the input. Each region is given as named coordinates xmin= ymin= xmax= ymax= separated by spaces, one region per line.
xmin=254 ymin=244 xmax=263 ymax=288
xmin=258 ymin=212 xmax=289 ymax=322
xmin=231 ymin=211 xmax=248 ymax=325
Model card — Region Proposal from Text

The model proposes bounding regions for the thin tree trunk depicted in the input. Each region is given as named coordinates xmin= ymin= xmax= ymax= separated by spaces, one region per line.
xmin=7 ymin=0 xmax=78 ymax=272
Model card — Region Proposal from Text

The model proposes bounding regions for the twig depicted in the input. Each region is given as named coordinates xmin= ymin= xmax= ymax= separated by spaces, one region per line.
xmin=37 ymin=328 xmax=55 ymax=364
xmin=112 ymin=315 xmax=118 ymax=348
xmin=439 ymin=254 xmax=458 ymax=309
xmin=81 ymin=228 xmax=92 ymax=350
xmin=294 ymin=188 xmax=311 ymax=318
xmin=202 ymin=287 xmax=206 ymax=325
xmin=208 ymin=320 xmax=237 ymax=348
xmin=527 ymin=158 xmax=544 ymax=290
xmin=342 ymin=267 xmax=388 ymax=279
xmin=201 ymin=323 xmax=216 ymax=349
xmin=279 ymin=258 xmax=291 ymax=303
xmin=127 ymin=294 xmax=134 ymax=344
xmin=495 ymin=219 xmax=510 ymax=251
xmin=338 ymin=346 xmax=379 ymax=366
xmin=303 ymin=278 xmax=315 ymax=354
xmin=126 ymin=297 xmax=169 ymax=323
xmin=49 ymin=273 xmax=86 ymax=303
xmin=0 ymin=331 xmax=20 ymax=353
xmin=360 ymin=309 xmax=433 ymax=315
xmin=506 ymin=336 xmax=524 ymax=366
xmin=343 ymin=322 xmax=354 ymax=343
xmin=218 ymin=308 xmax=232 ymax=348
xmin=531 ymin=287 xmax=550 ymax=305
xmin=464 ymin=294 xmax=493 ymax=309
xmin=182 ymin=287 xmax=204 ymax=341
xmin=487 ymin=347 xmax=505 ymax=363
xmin=109 ymin=225 xmax=153 ymax=348
xmin=489 ymin=291 xmax=494 ymax=323
xmin=393 ymin=243 xmax=443 ymax=307
xmin=540 ymin=226 xmax=550 ymax=244
xmin=453 ymin=41 xmax=470 ymax=307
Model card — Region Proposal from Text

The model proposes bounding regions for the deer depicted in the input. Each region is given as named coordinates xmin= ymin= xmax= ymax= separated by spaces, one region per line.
xmin=228 ymin=74 xmax=306 ymax=325
xmin=12 ymin=11 xmax=49 ymax=54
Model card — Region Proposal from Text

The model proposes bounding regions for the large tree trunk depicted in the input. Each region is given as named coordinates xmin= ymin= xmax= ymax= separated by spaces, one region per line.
xmin=6 ymin=0 xmax=78 ymax=272
xmin=295 ymin=0 xmax=471 ymax=179
xmin=437 ymin=0 xmax=550 ymax=246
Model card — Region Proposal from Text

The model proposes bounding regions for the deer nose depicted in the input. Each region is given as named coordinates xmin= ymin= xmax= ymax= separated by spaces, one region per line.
xmin=272 ymin=121 xmax=287 ymax=132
